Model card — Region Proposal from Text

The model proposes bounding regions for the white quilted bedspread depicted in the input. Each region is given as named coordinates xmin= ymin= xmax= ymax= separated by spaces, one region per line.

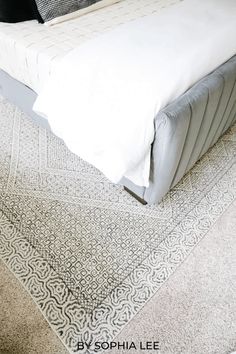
xmin=34 ymin=0 xmax=236 ymax=187
xmin=0 ymin=0 xmax=180 ymax=93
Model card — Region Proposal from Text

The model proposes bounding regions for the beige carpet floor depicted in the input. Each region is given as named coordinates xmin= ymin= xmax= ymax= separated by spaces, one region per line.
xmin=1 ymin=199 xmax=235 ymax=354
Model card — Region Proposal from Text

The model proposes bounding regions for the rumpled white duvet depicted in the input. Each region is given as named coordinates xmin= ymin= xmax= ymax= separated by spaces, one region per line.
xmin=34 ymin=0 xmax=236 ymax=187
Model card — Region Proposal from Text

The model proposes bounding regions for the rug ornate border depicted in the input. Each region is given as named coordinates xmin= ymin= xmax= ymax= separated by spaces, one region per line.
xmin=1 ymin=118 xmax=236 ymax=353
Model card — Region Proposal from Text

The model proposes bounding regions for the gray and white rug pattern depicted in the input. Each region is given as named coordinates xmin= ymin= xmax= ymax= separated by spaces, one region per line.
xmin=0 ymin=97 xmax=235 ymax=353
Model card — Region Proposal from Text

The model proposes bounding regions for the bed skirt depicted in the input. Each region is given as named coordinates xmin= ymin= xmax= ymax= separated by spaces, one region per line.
xmin=0 ymin=55 xmax=236 ymax=204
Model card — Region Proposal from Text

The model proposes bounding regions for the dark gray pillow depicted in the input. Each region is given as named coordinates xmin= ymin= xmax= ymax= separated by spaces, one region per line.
xmin=34 ymin=0 xmax=103 ymax=23
xmin=0 ymin=0 xmax=43 ymax=23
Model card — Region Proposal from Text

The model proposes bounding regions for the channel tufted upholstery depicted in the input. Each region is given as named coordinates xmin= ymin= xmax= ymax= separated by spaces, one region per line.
xmin=122 ymin=55 xmax=236 ymax=204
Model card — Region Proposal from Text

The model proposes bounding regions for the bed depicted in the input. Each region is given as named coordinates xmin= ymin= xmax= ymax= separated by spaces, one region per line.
xmin=0 ymin=0 xmax=236 ymax=204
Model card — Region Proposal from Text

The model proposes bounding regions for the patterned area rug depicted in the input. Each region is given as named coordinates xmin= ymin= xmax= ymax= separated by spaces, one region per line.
xmin=0 ymin=96 xmax=236 ymax=354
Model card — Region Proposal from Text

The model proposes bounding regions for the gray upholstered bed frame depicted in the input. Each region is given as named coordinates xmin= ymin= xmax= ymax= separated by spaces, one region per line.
xmin=122 ymin=55 xmax=236 ymax=203
xmin=1 ymin=55 xmax=236 ymax=204
xmin=0 ymin=69 xmax=50 ymax=130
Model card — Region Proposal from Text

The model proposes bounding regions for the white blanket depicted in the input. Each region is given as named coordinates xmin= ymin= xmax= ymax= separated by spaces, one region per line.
xmin=34 ymin=0 xmax=236 ymax=187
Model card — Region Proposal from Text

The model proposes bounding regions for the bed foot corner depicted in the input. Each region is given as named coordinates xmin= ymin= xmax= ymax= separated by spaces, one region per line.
xmin=124 ymin=186 xmax=147 ymax=205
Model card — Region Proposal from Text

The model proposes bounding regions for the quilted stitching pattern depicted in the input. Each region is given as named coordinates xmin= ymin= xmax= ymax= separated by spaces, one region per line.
xmin=0 ymin=0 xmax=180 ymax=92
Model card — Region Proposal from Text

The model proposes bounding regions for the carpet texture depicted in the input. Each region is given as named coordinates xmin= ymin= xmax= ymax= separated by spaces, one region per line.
xmin=114 ymin=199 xmax=236 ymax=354
xmin=0 ymin=96 xmax=236 ymax=353
xmin=1 ymin=200 xmax=236 ymax=354
xmin=0 ymin=260 xmax=68 ymax=354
